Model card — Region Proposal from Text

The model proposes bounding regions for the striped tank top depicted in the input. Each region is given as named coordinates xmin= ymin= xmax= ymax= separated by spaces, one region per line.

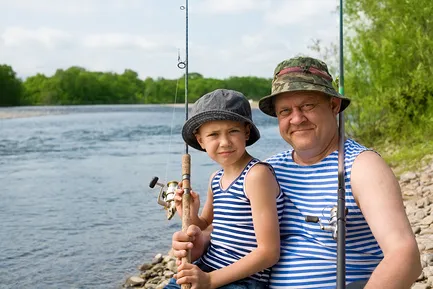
xmin=266 ymin=139 xmax=383 ymax=288
xmin=200 ymin=158 xmax=285 ymax=282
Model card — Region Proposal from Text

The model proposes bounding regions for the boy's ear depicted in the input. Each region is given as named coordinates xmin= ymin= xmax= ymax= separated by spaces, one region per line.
xmin=245 ymin=124 xmax=251 ymax=140
xmin=195 ymin=133 xmax=205 ymax=150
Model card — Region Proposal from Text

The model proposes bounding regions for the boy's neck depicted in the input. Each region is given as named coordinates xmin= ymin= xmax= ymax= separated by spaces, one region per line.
xmin=221 ymin=152 xmax=253 ymax=177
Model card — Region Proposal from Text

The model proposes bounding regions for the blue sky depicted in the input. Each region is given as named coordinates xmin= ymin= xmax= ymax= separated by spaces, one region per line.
xmin=0 ymin=0 xmax=341 ymax=80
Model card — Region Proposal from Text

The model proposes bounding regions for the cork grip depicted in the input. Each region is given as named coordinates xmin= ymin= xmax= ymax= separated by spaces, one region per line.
xmin=181 ymin=153 xmax=191 ymax=289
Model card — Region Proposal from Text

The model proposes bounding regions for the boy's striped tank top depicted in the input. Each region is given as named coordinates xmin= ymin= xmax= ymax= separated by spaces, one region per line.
xmin=266 ymin=139 xmax=383 ymax=288
xmin=200 ymin=158 xmax=285 ymax=283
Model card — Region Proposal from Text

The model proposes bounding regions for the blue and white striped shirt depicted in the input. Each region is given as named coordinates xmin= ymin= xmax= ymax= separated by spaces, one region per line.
xmin=200 ymin=158 xmax=285 ymax=282
xmin=267 ymin=139 xmax=383 ymax=288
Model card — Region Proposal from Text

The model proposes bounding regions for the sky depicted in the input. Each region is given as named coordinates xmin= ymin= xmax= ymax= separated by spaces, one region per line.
xmin=0 ymin=0 xmax=341 ymax=80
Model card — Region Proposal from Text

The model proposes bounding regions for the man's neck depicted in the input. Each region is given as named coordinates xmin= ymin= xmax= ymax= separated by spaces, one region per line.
xmin=293 ymin=134 xmax=342 ymax=166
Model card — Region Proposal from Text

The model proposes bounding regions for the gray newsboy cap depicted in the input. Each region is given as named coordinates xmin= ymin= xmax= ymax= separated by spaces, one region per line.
xmin=182 ymin=89 xmax=260 ymax=151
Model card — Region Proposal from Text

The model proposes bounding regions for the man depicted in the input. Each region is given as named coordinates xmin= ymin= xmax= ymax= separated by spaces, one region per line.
xmin=171 ymin=56 xmax=421 ymax=288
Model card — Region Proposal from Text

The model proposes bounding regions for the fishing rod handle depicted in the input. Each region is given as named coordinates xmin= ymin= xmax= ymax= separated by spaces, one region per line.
xmin=181 ymin=153 xmax=192 ymax=289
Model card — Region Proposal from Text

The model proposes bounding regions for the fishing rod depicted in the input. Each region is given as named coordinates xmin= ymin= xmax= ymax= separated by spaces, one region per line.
xmin=304 ymin=1 xmax=347 ymax=288
xmin=179 ymin=1 xmax=192 ymax=289
xmin=148 ymin=3 xmax=191 ymax=289
xmin=336 ymin=0 xmax=347 ymax=287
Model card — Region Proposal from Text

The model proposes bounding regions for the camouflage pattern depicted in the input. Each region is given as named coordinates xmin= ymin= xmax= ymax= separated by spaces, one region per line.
xmin=258 ymin=56 xmax=351 ymax=117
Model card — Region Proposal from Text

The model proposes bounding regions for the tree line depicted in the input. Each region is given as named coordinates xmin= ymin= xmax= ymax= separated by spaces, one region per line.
xmin=0 ymin=66 xmax=271 ymax=106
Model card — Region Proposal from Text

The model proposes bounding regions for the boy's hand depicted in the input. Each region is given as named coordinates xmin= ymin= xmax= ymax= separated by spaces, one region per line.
xmin=171 ymin=225 xmax=208 ymax=265
xmin=175 ymin=263 xmax=211 ymax=289
xmin=174 ymin=184 xmax=200 ymax=219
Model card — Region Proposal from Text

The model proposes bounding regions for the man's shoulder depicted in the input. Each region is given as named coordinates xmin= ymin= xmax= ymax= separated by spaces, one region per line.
xmin=346 ymin=139 xmax=383 ymax=169
xmin=264 ymin=149 xmax=293 ymax=164
xmin=345 ymin=138 xmax=373 ymax=157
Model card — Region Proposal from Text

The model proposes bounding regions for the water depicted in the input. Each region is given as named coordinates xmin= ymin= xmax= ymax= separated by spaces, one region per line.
xmin=0 ymin=105 xmax=289 ymax=289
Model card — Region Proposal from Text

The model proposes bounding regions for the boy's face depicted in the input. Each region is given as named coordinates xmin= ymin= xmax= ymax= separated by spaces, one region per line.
xmin=195 ymin=120 xmax=250 ymax=167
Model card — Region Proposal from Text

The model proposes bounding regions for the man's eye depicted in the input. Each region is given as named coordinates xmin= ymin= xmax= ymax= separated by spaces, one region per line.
xmin=279 ymin=108 xmax=291 ymax=116
xmin=301 ymin=103 xmax=316 ymax=112
xmin=229 ymin=129 xmax=240 ymax=134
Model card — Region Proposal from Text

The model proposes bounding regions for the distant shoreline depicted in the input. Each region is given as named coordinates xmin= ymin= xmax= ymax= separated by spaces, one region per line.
xmin=0 ymin=111 xmax=55 ymax=119
xmin=0 ymin=101 xmax=260 ymax=119
xmin=163 ymin=100 xmax=259 ymax=109
xmin=0 ymin=101 xmax=259 ymax=119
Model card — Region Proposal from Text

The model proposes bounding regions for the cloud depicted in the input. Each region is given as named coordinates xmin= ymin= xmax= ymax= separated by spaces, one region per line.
xmin=2 ymin=0 xmax=97 ymax=14
xmin=82 ymin=33 xmax=159 ymax=50
xmin=0 ymin=0 xmax=341 ymax=80
xmin=0 ymin=0 xmax=149 ymax=15
xmin=1 ymin=27 xmax=73 ymax=49
xmin=196 ymin=0 xmax=270 ymax=14
xmin=264 ymin=0 xmax=337 ymax=26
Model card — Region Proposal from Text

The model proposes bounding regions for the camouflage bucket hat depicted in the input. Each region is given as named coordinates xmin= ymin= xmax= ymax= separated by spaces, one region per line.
xmin=258 ymin=56 xmax=351 ymax=117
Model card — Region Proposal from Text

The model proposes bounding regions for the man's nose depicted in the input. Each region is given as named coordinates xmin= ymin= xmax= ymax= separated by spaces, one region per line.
xmin=289 ymin=108 xmax=306 ymax=125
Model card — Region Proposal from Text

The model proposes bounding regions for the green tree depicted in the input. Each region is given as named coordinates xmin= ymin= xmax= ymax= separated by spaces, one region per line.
xmin=344 ymin=0 xmax=433 ymax=146
xmin=0 ymin=65 xmax=23 ymax=106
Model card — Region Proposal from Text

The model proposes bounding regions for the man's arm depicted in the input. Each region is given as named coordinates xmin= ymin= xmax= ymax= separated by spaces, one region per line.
xmin=351 ymin=151 xmax=421 ymax=288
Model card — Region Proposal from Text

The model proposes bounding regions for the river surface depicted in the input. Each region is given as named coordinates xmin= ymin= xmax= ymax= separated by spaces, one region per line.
xmin=0 ymin=105 xmax=289 ymax=289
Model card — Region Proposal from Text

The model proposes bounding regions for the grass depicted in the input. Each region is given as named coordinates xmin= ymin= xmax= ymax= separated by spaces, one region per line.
xmin=373 ymin=141 xmax=433 ymax=176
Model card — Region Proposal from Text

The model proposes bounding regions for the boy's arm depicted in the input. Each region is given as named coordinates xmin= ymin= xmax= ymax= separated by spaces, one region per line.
xmin=175 ymin=172 xmax=215 ymax=230
xmin=192 ymin=173 xmax=215 ymax=230
xmin=177 ymin=164 xmax=281 ymax=289
xmin=351 ymin=151 xmax=421 ymax=288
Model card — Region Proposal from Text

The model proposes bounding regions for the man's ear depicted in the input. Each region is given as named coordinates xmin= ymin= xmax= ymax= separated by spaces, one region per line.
xmin=331 ymin=97 xmax=342 ymax=115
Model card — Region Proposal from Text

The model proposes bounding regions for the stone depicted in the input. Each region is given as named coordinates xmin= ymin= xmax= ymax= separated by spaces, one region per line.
xmin=411 ymin=283 xmax=429 ymax=289
xmin=152 ymin=253 xmax=163 ymax=265
xmin=413 ymin=227 xmax=422 ymax=234
xmin=422 ymin=255 xmax=433 ymax=267
xmin=124 ymin=276 xmax=145 ymax=287
xmin=139 ymin=263 xmax=152 ymax=271
xmin=400 ymin=172 xmax=417 ymax=183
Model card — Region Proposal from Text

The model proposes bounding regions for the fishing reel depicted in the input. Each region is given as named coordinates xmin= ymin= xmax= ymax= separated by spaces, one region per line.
xmin=149 ymin=176 xmax=179 ymax=220
xmin=305 ymin=206 xmax=348 ymax=241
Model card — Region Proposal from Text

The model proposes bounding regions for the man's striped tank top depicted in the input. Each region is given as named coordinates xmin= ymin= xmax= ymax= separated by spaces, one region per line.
xmin=266 ymin=139 xmax=383 ymax=288
xmin=199 ymin=158 xmax=285 ymax=283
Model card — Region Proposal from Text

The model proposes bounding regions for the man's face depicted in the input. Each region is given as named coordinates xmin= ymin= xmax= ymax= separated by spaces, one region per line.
xmin=274 ymin=91 xmax=341 ymax=154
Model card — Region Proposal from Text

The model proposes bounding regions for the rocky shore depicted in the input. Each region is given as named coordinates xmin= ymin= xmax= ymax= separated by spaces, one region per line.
xmin=123 ymin=157 xmax=433 ymax=289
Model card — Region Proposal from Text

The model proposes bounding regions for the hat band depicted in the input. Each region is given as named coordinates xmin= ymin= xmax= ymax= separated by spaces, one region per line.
xmin=276 ymin=66 xmax=332 ymax=81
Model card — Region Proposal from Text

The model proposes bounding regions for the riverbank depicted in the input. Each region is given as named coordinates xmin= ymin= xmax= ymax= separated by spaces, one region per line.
xmin=162 ymin=100 xmax=260 ymax=109
xmin=0 ymin=102 xmax=260 ymax=120
xmin=0 ymin=110 xmax=56 ymax=119
xmin=123 ymin=156 xmax=433 ymax=289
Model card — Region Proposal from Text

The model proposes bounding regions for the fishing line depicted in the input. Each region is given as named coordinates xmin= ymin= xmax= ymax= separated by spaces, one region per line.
xmin=164 ymin=67 xmax=181 ymax=182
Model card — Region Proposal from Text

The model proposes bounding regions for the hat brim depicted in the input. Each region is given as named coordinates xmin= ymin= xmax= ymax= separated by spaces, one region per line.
xmin=182 ymin=110 xmax=260 ymax=151
xmin=259 ymin=83 xmax=351 ymax=117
